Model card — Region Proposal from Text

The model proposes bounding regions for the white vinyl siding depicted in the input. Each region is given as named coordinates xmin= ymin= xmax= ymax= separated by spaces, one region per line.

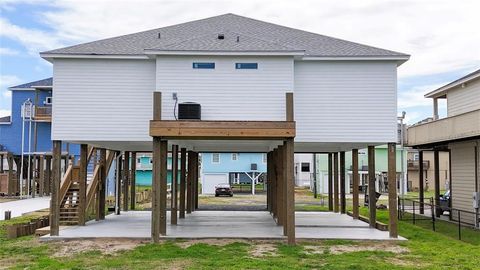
xmin=52 ymin=59 xmax=155 ymax=141
xmin=156 ymin=56 xmax=293 ymax=121
xmin=447 ymin=78 xmax=480 ymax=117
xmin=450 ymin=140 xmax=479 ymax=224
xmin=294 ymin=61 xmax=397 ymax=143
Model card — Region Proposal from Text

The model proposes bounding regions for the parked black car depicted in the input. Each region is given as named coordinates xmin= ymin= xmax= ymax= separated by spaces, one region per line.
xmin=215 ymin=183 xmax=233 ymax=197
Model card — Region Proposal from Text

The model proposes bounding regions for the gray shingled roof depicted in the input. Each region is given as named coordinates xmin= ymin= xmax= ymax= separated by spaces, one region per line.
xmin=41 ymin=14 xmax=407 ymax=57
xmin=9 ymin=77 xmax=53 ymax=89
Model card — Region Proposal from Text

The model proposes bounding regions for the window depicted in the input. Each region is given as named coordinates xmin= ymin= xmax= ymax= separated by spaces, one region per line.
xmin=236 ymin=63 xmax=258 ymax=69
xmin=263 ymin=153 xmax=267 ymax=163
xmin=413 ymin=153 xmax=419 ymax=161
xmin=212 ymin=153 xmax=220 ymax=163
xmin=44 ymin=97 xmax=52 ymax=105
xmin=301 ymin=162 xmax=310 ymax=172
xmin=193 ymin=62 xmax=215 ymax=69
xmin=231 ymin=153 xmax=238 ymax=161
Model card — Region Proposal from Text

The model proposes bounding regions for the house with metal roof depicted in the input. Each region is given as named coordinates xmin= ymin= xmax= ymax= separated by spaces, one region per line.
xmin=407 ymin=68 xmax=480 ymax=227
xmin=39 ymin=13 xmax=408 ymax=243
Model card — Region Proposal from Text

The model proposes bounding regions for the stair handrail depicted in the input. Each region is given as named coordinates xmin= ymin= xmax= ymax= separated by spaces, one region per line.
xmin=85 ymin=150 xmax=115 ymax=211
xmin=58 ymin=164 xmax=74 ymax=205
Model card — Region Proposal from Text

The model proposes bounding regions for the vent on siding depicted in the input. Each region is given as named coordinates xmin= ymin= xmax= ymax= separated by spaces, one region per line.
xmin=217 ymin=34 xmax=225 ymax=40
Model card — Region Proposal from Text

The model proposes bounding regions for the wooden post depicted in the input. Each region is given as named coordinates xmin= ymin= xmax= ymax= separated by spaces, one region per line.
xmin=38 ymin=155 xmax=45 ymax=197
xmin=272 ymin=149 xmax=278 ymax=220
xmin=368 ymin=145 xmax=376 ymax=228
xmin=340 ymin=151 xmax=346 ymax=214
xmin=171 ymin=145 xmax=178 ymax=225
xmin=130 ymin=152 xmax=136 ymax=210
xmin=419 ymin=150 xmax=424 ymax=214
xmin=352 ymin=149 xmax=359 ymax=219
xmin=194 ymin=152 xmax=199 ymax=210
xmin=115 ymin=152 xmax=122 ymax=215
xmin=333 ymin=152 xmax=339 ymax=213
xmin=276 ymin=146 xmax=284 ymax=226
xmin=328 ymin=153 xmax=333 ymax=211
xmin=0 ymin=153 xmax=3 ymax=173
xmin=99 ymin=148 xmax=107 ymax=220
xmin=186 ymin=151 xmax=193 ymax=214
xmin=152 ymin=139 xmax=161 ymax=242
xmin=151 ymin=91 xmax=162 ymax=242
xmin=179 ymin=148 xmax=186 ymax=219
xmin=45 ymin=156 xmax=51 ymax=195
xmin=78 ymin=144 xmax=87 ymax=225
xmin=159 ymin=140 xmax=168 ymax=235
xmin=123 ymin=151 xmax=130 ymax=212
xmin=267 ymin=152 xmax=272 ymax=213
xmin=7 ymin=153 xmax=15 ymax=196
xmin=434 ymin=149 xmax=440 ymax=218
xmin=285 ymin=139 xmax=295 ymax=245
xmin=388 ymin=142 xmax=398 ymax=238
xmin=50 ymin=140 xmax=61 ymax=236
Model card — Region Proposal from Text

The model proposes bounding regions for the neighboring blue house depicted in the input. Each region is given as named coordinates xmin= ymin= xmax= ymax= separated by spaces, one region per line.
xmin=135 ymin=153 xmax=176 ymax=186
xmin=0 ymin=78 xmax=79 ymax=156
xmin=201 ymin=153 xmax=267 ymax=194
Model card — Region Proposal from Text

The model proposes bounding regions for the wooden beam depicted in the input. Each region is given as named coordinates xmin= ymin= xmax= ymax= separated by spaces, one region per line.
xmin=159 ymin=140 xmax=168 ymax=235
xmin=38 ymin=155 xmax=45 ymax=197
xmin=130 ymin=152 xmax=137 ymax=210
xmin=171 ymin=145 xmax=178 ymax=225
xmin=368 ymin=145 xmax=376 ymax=228
xmin=99 ymin=148 xmax=107 ymax=220
xmin=78 ymin=144 xmax=87 ymax=226
xmin=328 ymin=153 xmax=333 ymax=211
xmin=286 ymin=92 xmax=294 ymax=121
xmin=123 ymin=151 xmax=130 ymax=212
xmin=186 ymin=151 xmax=193 ymax=214
xmin=285 ymin=138 xmax=295 ymax=245
xmin=434 ymin=150 xmax=440 ymax=218
xmin=388 ymin=143 xmax=398 ymax=238
xmin=352 ymin=149 xmax=359 ymax=219
xmin=151 ymin=139 xmax=161 ymax=242
xmin=333 ymin=152 xmax=339 ymax=213
xmin=149 ymin=120 xmax=295 ymax=140
xmin=340 ymin=151 xmax=346 ymax=214
xmin=179 ymin=148 xmax=186 ymax=219
xmin=50 ymin=140 xmax=61 ymax=236
xmin=418 ymin=150 xmax=424 ymax=214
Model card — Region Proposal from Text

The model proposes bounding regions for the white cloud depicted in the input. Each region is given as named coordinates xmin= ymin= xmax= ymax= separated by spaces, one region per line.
xmin=0 ymin=47 xmax=20 ymax=55
xmin=0 ymin=109 xmax=11 ymax=117
xmin=0 ymin=74 xmax=22 ymax=89
xmin=397 ymin=83 xmax=447 ymax=109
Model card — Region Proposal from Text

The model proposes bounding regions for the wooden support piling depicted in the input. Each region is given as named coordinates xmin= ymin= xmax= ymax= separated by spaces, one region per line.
xmin=434 ymin=149 xmax=440 ymax=218
xmin=45 ymin=156 xmax=51 ymax=195
xmin=50 ymin=140 xmax=61 ymax=236
xmin=171 ymin=145 xmax=178 ymax=225
xmin=99 ymin=148 xmax=107 ymax=220
xmin=285 ymin=139 xmax=295 ymax=245
xmin=179 ymin=148 xmax=186 ymax=219
xmin=272 ymin=149 xmax=278 ymax=220
xmin=419 ymin=150 xmax=424 ymax=214
xmin=123 ymin=151 xmax=130 ymax=212
xmin=194 ymin=152 xmax=199 ymax=210
xmin=328 ymin=153 xmax=333 ymax=211
xmin=276 ymin=146 xmax=284 ymax=226
xmin=39 ymin=155 xmax=45 ymax=197
xmin=352 ymin=149 xmax=359 ymax=219
xmin=333 ymin=152 xmax=339 ymax=213
xmin=152 ymin=138 xmax=161 ymax=242
xmin=368 ymin=145 xmax=376 ymax=228
xmin=130 ymin=152 xmax=136 ymax=210
xmin=159 ymin=140 xmax=168 ymax=235
xmin=340 ymin=151 xmax=346 ymax=214
xmin=7 ymin=153 xmax=15 ymax=196
xmin=115 ymin=152 xmax=122 ymax=215
xmin=388 ymin=142 xmax=398 ymax=238
xmin=78 ymin=144 xmax=87 ymax=225
xmin=186 ymin=151 xmax=193 ymax=214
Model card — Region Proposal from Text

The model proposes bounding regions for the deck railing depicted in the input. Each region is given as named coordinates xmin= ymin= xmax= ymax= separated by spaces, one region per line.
xmin=33 ymin=106 xmax=52 ymax=121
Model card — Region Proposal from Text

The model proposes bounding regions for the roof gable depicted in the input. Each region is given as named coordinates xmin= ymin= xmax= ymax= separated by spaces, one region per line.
xmin=9 ymin=77 xmax=53 ymax=90
xmin=41 ymin=14 xmax=408 ymax=58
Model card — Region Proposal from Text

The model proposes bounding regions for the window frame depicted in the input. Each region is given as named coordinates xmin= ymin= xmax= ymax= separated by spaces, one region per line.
xmin=231 ymin=153 xmax=238 ymax=161
xmin=193 ymin=62 xmax=215 ymax=69
xmin=212 ymin=153 xmax=220 ymax=164
xmin=235 ymin=63 xmax=258 ymax=69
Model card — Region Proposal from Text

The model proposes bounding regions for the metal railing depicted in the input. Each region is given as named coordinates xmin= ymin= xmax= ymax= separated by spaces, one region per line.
xmin=398 ymin=197 xmax=479 ymax=240
xmin=34 ymin=106 xmax=52 ymax=117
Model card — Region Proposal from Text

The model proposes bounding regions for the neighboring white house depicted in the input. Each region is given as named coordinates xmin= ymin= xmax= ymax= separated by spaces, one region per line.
xmin=294 ymin=154 xmax=314 ymax=187
xmin=407 ymin=68 xmax=480 ymax=227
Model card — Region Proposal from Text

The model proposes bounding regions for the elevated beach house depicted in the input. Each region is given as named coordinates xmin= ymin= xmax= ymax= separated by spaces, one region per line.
xmin=407 ymin=68 xmax=480 ymax=227
xmin=40 ymin=14 xmax=409 ymax=243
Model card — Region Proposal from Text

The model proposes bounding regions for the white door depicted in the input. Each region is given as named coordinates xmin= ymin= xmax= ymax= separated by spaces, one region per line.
xmin=202 ymin=173 xmax=229 ymax=194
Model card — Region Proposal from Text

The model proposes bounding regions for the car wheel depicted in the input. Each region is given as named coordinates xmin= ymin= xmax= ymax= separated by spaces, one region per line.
xmin=230 ymin=194 xmax=233 ymax=197
xmin=215 ymin=194 xmax=219 ymax=197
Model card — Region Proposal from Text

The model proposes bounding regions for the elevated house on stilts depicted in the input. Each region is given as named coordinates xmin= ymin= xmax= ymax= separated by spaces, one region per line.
xmin=39 ymin=14 xmax=409 ymax=244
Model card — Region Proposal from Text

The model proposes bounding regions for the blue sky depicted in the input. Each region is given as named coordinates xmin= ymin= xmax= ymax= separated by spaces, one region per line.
xmin=1 ymin=0 xmax=479 ymax=124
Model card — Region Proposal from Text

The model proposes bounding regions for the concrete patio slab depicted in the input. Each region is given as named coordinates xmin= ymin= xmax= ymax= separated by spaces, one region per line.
xmin=41 ymin=211 xmax=405 ymax=241
xmin=0 ymin=196 xmax=50 ymax=220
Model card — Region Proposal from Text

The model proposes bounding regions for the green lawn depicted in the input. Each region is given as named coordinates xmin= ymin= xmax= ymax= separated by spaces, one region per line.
xmin=1 ymin=206 xmax=479 ymax=269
